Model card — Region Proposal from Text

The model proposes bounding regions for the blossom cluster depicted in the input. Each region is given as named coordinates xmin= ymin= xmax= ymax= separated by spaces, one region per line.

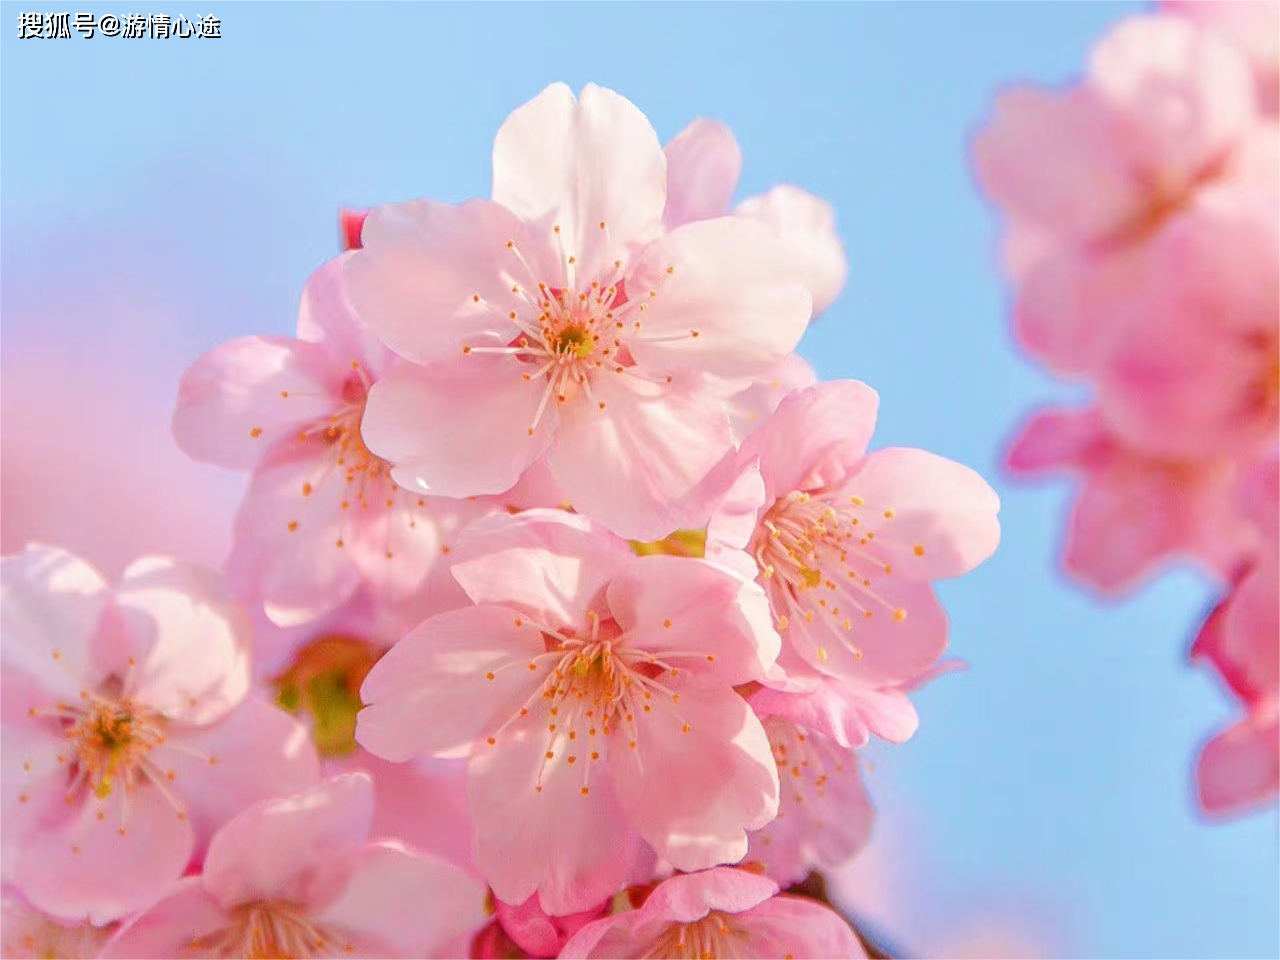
xmin=2 ymin=84 xmax=1000 ymax=958
xmin=973 ymin=4 xmax=1278 ymax=817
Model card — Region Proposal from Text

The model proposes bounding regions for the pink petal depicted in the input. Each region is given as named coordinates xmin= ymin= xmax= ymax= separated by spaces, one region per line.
xmin=468 ymin=709 xmax=643 ymax=914
xmin=972 ymin=86 xmax=1140 ymax=241
xmin=628 ymin=218 xmax=813 ymax=378
xmin=492 ymin=83 xmax=666 ymax=279
xmin=739 ymin=380 xmax=880 ymax=502
xmin=747 ymin=718 xmax=874 ymax=887
xmin=548 ymin=373 xmax=736 ymax=541
xmin=295 ymin=253 xmax=391 ymax=375
xmin=1239 ymin=455 xmax=1279 ymax=540
xmin=345 ymin=199 xmax=530 ymax=366
xmin=722 ymin=353 xmax=819 ymax=444
xmin=663 ymin=119 xmax=741 ymax=229
xmin=225 ymin=451 xmax=364 ymax=627
xmin=740 ymin=894 xmax=868 ymax=958
xmin=607 ymin=555 xmax=780 ymax=685
xmin=735 ymin=185 xmax=848 ymax=315
xmin=309 ymin=842 xmax=487 ymax=957
xmin=2 ymin=722 xmax=72 ymax=880
xmin=361 ymin=360 xmax=553 ymax=499
xmin=1196 ymin=705 xmax=1280 ymax=816
xmin=609 ymin=675 xmax=778 ymax=871
xmin=449 ymin=510 xmax=633 ymax=629
xmin=705 ymin=461 xmax=769 ymax=563
xmin=841 ymin=447 xmax=1002 ymax=580
xmin=778 ymin=576 xmax=949 ymax=686
xmin=153 ymin=697 xmax=320 ymax=857
xmin=1 ymin=545 xmax=110 ymax=706
xmin=202 ymin=773 xmax=373 ymax=908
xmin=111 ymin=557 xmax=250 ymax=725
xmin=356 ymin=604 xmax=543 ymax=762
xmin=14 ymin=783 xmax=194 ymax=925
xmin=494 ymin=894 xmax=610 ymax=959
xmin=1221 ymin=560 xmax=1280 ymax=698
xmin=640 ymin=867 xmax=778 ymax=922
xmin=99 ymin=878 xmax=229 ymax=959
xmin=172 ymin=335 xmax=337 ymax=470
xmin=1088 ymin=15 xmax=1256 ymax=187
xmin=1005 ymin=408 xmax=1103 ymax=475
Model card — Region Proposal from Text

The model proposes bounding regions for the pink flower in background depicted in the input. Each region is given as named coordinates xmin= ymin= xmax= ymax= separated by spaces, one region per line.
xmin=346 ymin=83 xmax=813 ymax=540
xmin=1 ymin=545 xmax=319 ymax=923
xmin=1090 ymin=195 xmax=1279 ymax=461
xmin=101 ymin=774 xmax=486 ymax=959
xmin=1164 ymin=0 xmax=1280 ymax=114
xmin=560 ymin=867 xmax=867 ymax=959
xmin=1193 ymin=456 xmax=1279 ymax=816
xmin=744 ymin=690 xmax=875 ymax=888
xmin=974 ymin=15 xmax=1275 ymax=374
xmin=1 ymin=894 xmax=111 ymax=959
xmin=707 ymin=380 xmax=1001 ymax=687
xmin=663 ymin=119 xmax=849 ymax=315
xmin=174 ymin=255 xmax=517 ymax=628
xmin=1006 ymin=408 xmax=1259 ymax=592
xmin=357 ymin=510 xmax=781 ymax=913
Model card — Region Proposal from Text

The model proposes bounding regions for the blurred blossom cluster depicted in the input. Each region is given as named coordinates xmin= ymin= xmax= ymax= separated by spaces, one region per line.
xmin=974 ymin=2 xmax=1279 ymax=818
xmin=2 ymin=84 xmax=1002 ymax=957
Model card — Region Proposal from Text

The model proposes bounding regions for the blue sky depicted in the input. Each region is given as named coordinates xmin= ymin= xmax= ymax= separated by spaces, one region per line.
xmin=3 ymin=3 xmax=1276 ymax=957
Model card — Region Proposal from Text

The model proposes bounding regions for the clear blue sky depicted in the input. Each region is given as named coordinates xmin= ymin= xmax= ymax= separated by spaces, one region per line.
xmin=3 ymin=4 xmax=1276 ymax=957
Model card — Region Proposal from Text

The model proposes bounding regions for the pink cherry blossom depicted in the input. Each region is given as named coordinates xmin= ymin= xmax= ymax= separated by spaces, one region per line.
xmin=356 ymin=509 xmax=781 ymax=913
xmin=974 ymin=16 xmax=1276 ymax=375
xmin=174 ymin=255 xmax=526 ymax=628
xmin=744 ymin=690 xmax=874 ymax=888
xmin=1006 ymin=407 xmax=1259 ymax=592
xmin=345 ymin=83 xmax=813 ymax=540
xmin=663 ymin=118 xmax=849 ymax=316
xmin=492 ymin=894 xmax=610 ymax=959
xmin=339 ymin=208 xmax=369 ymax=251
xmin=706 ymin=380 xmax=1001 ymax=687
xmin=1 ymin=893 xmax=111 ymax=959
xmin=559 ymin=867 xmax=867 ymax=959
xmin=1164 ymin=0 xmax=1280 ymax=114
xmin=101 ymin=773 xmax=486 ymax=959
xmin=1 ymin=545 xmax=319 ymax=924
xmin=1090 ymin=193 xmax=1279 ymax=460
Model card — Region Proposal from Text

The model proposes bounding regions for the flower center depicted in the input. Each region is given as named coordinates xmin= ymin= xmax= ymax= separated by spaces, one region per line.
xmin=274 ymin=635 xmax=381 ymax=757
xmin=462 ymin=223 xmax=690 ymax=435
xmin=64 ymin=695 xmax=167 ymax=802
xmin=644 ymin=912 xmax=746 ymax=960
xmin=754 ymin=489 xmax=924 ymax=664
xmin=483 ymin=612 xmax=695 ymax=797
xmin=188 ymin=902 xmax=354 ymax=959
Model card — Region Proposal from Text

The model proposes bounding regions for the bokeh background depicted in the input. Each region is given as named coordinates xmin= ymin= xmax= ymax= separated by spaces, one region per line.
xmin=2 ymin=3 xmax=1276 ymax=957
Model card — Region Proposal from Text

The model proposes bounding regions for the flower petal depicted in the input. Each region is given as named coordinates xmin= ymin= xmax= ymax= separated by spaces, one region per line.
xmin=739 ymin=380 xmax=880 ymax=502
xmin=201 ymin=773 xmax=373 ymax=908
xmin=356 ymin=605 xmax=544 ymax=762
xmin=467 ymin=707 xmax=642 ymax=915
xmin=98 ymin=878 xmax=229 ymax=959
xmin=172 ymin=335 xmax=338 ymax=470
xmin=1196 ymin=705 xmax=1279 ymax=817
xmin=739 ymin=894 xmax=868 ymax=958
xmin=295 ymin=253 xmax=391 ymax=375
xmin=345 ymin=199 xmax=530 ymax=366
xmin=548 ymin=372 xmax=735 ymax=541
xmin=735 ymin=185 xmax=848 ymax=315
xmin=112 ymin=557 xmax=250 ymax=725
xmin=362 ymin=360 xmax=553 ymax=499
xmin=449 ymin=510 xmax=633 ymax=629
xmin=492 ymin=83 xmax=666 ymax=278
xmin=14 ymin=784 xmax=194 ymax=925
xmin=663 ymin=119 xmax=741 ymax=229
xmin=607 ymin=555 xmax=780 ymax=685
xmin=309 ymin=842 xmax=487 ymax=957
xmin=840 ymin=447 xmax=1002 ymax=580
xmin=610 ymin=675 xmax=778 ymax=871
xmin=1 ymin=545 xmax=110 ymax=706
xmin=628 ymin=217 xmax=813 ymax=378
